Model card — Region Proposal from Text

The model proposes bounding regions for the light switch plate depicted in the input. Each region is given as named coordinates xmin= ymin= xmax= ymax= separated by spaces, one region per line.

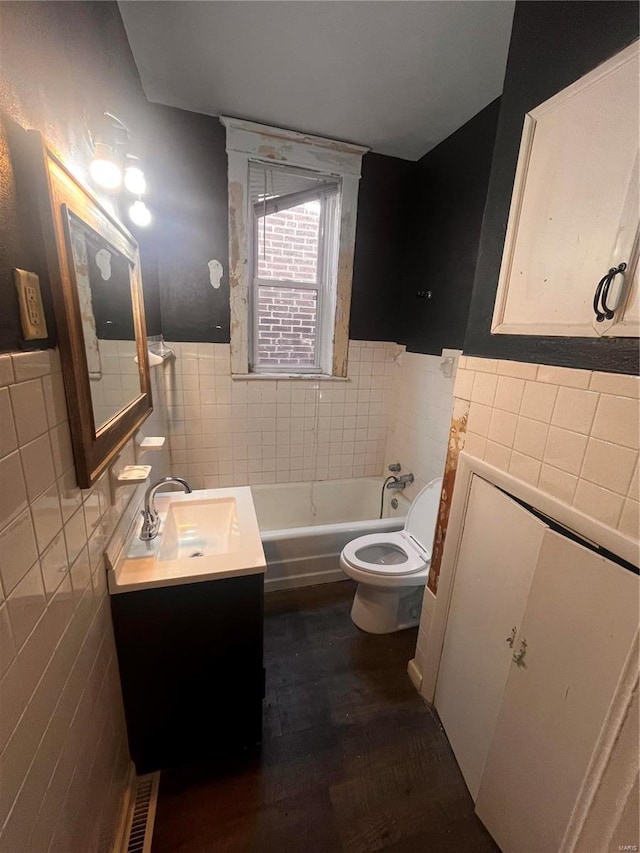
xmin=14 ymin=269 xmax=48 ymax=340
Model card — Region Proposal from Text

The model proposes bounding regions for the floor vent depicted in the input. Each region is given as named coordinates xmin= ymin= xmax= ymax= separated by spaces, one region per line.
xmin=125 ymin=772 xmax=160 ymax=853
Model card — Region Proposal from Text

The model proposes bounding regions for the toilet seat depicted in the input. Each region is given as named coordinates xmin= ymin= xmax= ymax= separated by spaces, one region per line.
xmin=341 ymin=531 xmax=427 ymax=576
xmin=340 ymin=477 xmax=442 ymax=632
xmin=341 ymin=477 xmax=442 ymax=579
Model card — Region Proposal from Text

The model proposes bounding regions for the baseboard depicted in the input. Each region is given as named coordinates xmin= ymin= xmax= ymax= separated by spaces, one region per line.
xmin=264 ymin=566 xmax=346 ymax=592
xmin=112 ymin=762 xmax=137 ymax=853
xmin=407 ymin=658 xmax=423 ymax=692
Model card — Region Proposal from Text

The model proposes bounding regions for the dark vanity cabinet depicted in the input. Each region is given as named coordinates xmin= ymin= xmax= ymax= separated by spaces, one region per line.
xmin=110 ymin=573 xmax=264 ymax=773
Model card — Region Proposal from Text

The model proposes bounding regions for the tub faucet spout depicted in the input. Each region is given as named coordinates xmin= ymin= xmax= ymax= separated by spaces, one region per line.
xmin=386 ymin=473 xmax=414 ymax=490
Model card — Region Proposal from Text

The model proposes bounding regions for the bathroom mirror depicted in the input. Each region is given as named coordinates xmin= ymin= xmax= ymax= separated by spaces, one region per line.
xmin=31 ymin=133 xmax=152 ymax=487
xmin=66 ymin=211 xmax=143 ymax=430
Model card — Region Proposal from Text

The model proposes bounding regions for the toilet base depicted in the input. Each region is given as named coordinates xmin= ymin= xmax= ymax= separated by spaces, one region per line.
xmin=350 ymin=583 xmax=424 ymax=634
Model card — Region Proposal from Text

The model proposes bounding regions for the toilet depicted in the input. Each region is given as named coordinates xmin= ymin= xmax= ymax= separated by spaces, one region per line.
xmin=340 ymin=477 xmax=442 ymax=634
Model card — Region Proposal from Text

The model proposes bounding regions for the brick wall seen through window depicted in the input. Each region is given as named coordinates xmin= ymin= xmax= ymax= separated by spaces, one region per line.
xmin=256 ymin=200 xmax=321 ymax=366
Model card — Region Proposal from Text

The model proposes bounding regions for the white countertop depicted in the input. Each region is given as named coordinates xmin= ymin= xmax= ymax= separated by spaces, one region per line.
xmin=107 ymin=486 xmax=266 ymax=594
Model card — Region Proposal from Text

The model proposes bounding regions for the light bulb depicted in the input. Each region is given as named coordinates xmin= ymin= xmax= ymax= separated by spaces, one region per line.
xmin=129 ymin=200 xmax=152 ymax=227
xmin=89 ymin=142 xmax=122 ymax=190
xmin=124 ymin=166 xmax=146 ymax=195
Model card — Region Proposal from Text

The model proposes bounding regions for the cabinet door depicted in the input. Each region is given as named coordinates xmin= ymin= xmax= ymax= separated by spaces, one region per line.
xmin=111 ymin=574 xmax=265 ymax=772
xmin=475 ymin=531 xmax=638 ymax=853
xmin=492 ymin=42 xmax=639 ymax=338
xmin=434 ymin=476 xmax=548 ymax=800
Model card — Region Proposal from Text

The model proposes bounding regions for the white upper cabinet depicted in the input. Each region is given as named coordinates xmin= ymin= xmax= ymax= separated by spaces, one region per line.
xmin=492 ymin=42 xmax=639 ymax=338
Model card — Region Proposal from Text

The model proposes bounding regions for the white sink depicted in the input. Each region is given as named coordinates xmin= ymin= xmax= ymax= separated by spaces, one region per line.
xmin=158 ymin=497 xmax=241 ymax=561
xmin=109 ymin=487 xmax=266 ymax=593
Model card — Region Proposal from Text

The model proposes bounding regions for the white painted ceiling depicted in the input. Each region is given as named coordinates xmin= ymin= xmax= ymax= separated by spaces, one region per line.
xmin=119 ymin=1 xmax=514 ymax=161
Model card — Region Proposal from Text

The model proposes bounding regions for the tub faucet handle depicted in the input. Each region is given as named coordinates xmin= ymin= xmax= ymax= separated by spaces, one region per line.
xmin=388 ymin=463 xmax=401 ymax=473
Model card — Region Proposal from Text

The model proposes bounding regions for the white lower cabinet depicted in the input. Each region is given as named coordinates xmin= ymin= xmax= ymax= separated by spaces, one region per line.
xmin=435 ymin=476 xmax=639 ymax=853
xmin=475 ymin=531 xmax=638 ymax=853
xmin=434 ymin=477 xmax=548 ymax=800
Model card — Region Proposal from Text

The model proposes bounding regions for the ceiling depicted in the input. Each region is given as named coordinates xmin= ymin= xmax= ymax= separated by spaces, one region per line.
xmin=119 ymin=1 xmax=514 ymax=161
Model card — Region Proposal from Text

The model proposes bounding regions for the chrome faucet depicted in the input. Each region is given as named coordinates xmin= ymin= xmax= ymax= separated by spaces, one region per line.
xmin=386 ymin=473 xmax=414 ymax=490
xmin=140 ymin=476 xmax=192 ymax=541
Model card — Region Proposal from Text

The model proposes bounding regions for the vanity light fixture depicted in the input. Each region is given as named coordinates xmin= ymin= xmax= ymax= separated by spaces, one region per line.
xmin=89 ymin=141 xmax=122 ymax=190
xmin=129 ymin=199 xmax=152 ymax=228
xmin=124 ymin=161 xmax=147 ymax=195
xmin=88 ymin=113 xmax=153 ymax=225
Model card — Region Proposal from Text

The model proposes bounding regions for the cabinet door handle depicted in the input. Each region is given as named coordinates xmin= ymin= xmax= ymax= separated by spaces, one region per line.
xmin=505 ymin=627 xmax=517 ymax=648
xmin=593 ymin=263 xmax=626 ymax=322
xmin=512 ymin=639 xmax=527 ymax=666
xmin=601 ymin=263 xmax=626 ymax=320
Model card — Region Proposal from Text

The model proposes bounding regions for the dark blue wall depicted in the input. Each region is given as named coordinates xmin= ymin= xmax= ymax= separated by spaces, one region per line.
xmin=349 ymin=152 xmax=414 ymax=342
xmin=0 ymin=1 xmax=151 ymax=352
xmin=397 ymin=99 xmax=500 ymax=355
xmin=145 ymin=106 xmax=230 ymax=344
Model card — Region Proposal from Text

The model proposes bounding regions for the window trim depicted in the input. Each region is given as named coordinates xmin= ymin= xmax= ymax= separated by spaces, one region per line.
xmin=221 ymin=117 xmax=368 ymax=378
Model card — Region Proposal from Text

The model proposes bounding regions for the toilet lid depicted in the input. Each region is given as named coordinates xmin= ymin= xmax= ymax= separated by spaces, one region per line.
xmin=405 ymin=477 xmax=442 ymax=550
xmin=342 ymin=532 xmax=426 ymax=575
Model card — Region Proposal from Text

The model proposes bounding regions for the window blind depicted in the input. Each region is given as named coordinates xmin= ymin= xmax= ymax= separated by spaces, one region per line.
xmin=249 ymin=161 xmax=340 ymax=215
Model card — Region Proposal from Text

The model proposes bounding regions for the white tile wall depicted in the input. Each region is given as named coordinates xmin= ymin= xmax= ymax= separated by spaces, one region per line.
xmin=384 ymin=351 xmax=459 ymax=500
xmin=89 ymin=339 xmax=144 ymax=430
xmin=455 ymin=357 xmax=640 ymax=538
xmin=413 ymin=356 xmax=639 ymax=689
xmin=163 ymin=340 xmax=399 ymax=488
xmin=0 ymin=349 xmax=170 ymax=851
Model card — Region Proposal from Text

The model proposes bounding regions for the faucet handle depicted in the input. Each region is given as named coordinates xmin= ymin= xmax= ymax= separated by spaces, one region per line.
xmin=388 ymin=463 xmax=401 ymax=473
xmin=139 ymin=508 xmax=159 ymax=541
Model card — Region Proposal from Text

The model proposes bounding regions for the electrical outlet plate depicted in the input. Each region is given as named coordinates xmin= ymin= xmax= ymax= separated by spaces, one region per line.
xmin=14 ymin=269 xmax=48 ymax=340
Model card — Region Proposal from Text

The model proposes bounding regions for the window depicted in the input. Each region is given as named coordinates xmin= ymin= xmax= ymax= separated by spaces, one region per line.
xmin=250 ymin=161 xmax=341 ymax=373
xmin=221 ymin=117 xmax=367 ymax=377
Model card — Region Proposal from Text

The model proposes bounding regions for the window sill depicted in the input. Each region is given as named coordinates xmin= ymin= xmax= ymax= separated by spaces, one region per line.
xmin=231 ymin=373 xmax=349 ymax=382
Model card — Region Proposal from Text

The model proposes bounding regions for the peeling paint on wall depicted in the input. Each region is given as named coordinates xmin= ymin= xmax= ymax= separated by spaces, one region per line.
xmin=95 ymin=248 xmax=112 ymax=281
xmin=228 ymin=180 xmax=243 ymax=285
xmin=333 ymin=250 xmax=354 ymax=376
xmin=208 ymin=258 xmax=223 ymax=289
xmin=427 ymin=396 xmax=469 ymax=596
xmin=257 ymin=144 xmax=288 ymax=161
xmin=331 ymin=173 xmax=361 ymax=378
xmin=228 ymin=169 xmax=250 ymax=372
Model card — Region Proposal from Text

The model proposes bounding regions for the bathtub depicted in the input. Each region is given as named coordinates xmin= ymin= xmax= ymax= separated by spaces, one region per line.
xmin=250 ymin=477 xmax=410 ymax=591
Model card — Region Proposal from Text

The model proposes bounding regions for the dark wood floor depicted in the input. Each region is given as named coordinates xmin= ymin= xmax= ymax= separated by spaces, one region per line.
xmin=151 ymin=581 xmax=499 ymax=853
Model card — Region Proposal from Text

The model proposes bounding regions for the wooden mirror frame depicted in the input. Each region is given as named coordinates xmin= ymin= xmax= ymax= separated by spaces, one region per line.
xmin=30 ymin=132 xmax=152 ymax=488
